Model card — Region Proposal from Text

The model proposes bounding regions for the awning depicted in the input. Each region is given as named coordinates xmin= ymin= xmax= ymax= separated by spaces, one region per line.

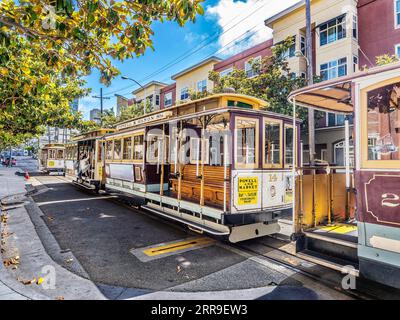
xmin=288 ymin=61 xmax=400 ymax=114
xmin=289 ymin=79 xmax=353 ymax=114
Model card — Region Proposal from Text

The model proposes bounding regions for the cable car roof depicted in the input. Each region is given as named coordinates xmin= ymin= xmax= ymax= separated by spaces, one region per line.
xmin=72 ymin=128 xmax=115 ymax=142
xmin=112 ymin=93 xmax=301 ymax=135
xmin=288 ymin=62 xmax=400 ymax=114
xmin=41 ymin=143 xmax=65 ymax=149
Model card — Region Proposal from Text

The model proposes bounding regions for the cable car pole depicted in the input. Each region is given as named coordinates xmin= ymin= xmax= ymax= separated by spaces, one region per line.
xmin=305 ymin=0 xmax=315 ymax=165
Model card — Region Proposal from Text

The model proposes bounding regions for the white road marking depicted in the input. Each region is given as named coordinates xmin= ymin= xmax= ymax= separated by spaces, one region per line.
xmin=35 ymin=196 xmax=118 ymax=206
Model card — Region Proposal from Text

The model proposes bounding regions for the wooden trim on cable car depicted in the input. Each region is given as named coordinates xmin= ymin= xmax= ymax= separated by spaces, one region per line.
xmin=360 ymin=76 xmax=400 ymax=169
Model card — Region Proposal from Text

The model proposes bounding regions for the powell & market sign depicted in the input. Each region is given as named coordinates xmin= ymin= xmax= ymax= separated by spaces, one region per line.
xmin=116 ymin=111 xmax=173 ymax=130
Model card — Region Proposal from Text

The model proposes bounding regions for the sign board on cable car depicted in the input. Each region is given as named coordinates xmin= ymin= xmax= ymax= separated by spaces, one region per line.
xmin=116 ymin=111 xmax=173 ymax=130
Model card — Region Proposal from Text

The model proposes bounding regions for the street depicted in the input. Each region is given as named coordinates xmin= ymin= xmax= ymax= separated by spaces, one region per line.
xmin=2 ymin=157 xmax=399 ymax=300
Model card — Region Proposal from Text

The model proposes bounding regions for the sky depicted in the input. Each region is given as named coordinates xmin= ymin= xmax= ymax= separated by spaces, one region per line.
xmin=79 ymin=0 xmax=300 ymax=120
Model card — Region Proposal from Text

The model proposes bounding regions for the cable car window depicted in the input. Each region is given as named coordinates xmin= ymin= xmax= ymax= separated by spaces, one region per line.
xmin=106 ymin=140 xmax=113 ymax=160
xmin=57 ymin=149 xmax=64 ymax=159
xmin=114 ymin=139 xmax=122 ymax=160
xmin=123 ymin=137 xmax=132 ymax=160
xmin=264 ymin=119 xmax=282 ymax=167
xmin=133 ymin=134 xmax=144 ymax=161
xmin=284 ymin=125 xmax=294 ymax=167
xmin=235 ymin=117 xmax=259 ymax=168
xmin=147 ymin=135 xmax=160 ymax=163
xmin=366 ymin=81 xmax=400 ymax=161
xmin=48 ymin=149 xmax=56 ymax=159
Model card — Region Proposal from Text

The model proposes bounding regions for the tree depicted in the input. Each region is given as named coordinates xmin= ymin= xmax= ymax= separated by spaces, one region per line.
xmin=0 ymin=32 xmax=88 ymax=143
xmin=376 ymin=54 xmax=399 ymax=66
xmin=0 ymin=0 xmax=204 ymax=84
xmin=209 ymin=39 xmax=308 ymax=120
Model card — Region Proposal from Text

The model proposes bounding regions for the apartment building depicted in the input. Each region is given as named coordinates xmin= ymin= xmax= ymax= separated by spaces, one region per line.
xmin=132 ymin=81 xmax=168 ymax=112
xmin=115 ymin=94 xmax=134 ymax=116
xmin=160 ymin=83 xmax=176 ymax=109
xmin=264 ymin=0 xmax=400 ymax=164
xmin=171 ymin=56 xmax=221 ymax=104
xmin=214 ymin=39 xmax=273 ymax=76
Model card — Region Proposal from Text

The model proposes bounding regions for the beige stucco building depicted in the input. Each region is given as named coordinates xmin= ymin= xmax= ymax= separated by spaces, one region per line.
xmin=171 ymin=57 xmax=221 ymax=103
xmin=265 ymin=0 xmax=359 ymax=80
xmin=132 ymin=81 xmax=168 ymax=111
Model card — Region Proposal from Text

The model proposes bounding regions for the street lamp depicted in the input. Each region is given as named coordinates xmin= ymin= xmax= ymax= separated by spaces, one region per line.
xmin=121 ymin=76 xmax=147 ymax=114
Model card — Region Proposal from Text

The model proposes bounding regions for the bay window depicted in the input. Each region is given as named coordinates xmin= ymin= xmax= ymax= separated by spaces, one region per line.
xmin=319 ymin=16 xmax=346 ymax=46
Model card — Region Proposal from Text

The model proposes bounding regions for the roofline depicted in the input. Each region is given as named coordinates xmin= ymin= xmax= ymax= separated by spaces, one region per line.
xmin=132 ymin=81 xmax=168 ymax=95
xmin=264 ymin=0 xmax=304 ymax=28
xmin=171 ymin=56 xmax=222 ymax=80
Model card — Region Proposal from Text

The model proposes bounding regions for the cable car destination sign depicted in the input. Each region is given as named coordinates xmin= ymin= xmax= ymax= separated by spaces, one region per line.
xmin=116 ymin=111 xmax=173 ymax=130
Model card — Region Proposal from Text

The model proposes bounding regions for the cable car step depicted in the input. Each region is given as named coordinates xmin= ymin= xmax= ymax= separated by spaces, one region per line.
xmin=141 ymin=204 xmax=230 ymax=236
xmin=298 ymin=230 xmax=359 ymax=264
xmin=72 ymin=180 xmax=97 ymax=190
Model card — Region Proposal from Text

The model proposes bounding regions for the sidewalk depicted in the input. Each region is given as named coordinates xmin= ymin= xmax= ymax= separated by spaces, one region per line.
xmin=0 ymin=166 xmax=105 ymax=300
xmin=0 ymin=167 xmax=32 ymax=299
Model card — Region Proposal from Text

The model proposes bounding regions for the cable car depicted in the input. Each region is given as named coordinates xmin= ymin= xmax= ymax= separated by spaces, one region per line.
xmin=38 ymin=143 xmax=65 ymax=175
xmin=104 ymin=94 xmax=301 ymax=242
xmin=289 ymin=62 xmax=400 ymax=289
xmin=71 ymin=129 xmax=115 ymax=192
xmin=64 ymin=142 xmax=78 ymax=178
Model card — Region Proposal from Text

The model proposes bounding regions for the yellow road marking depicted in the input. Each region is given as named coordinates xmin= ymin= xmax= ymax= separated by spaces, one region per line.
xmin=143 ymin=237 xmax=215 ymax=257
xmin=318 ymin=224 xmax=358 ymax=235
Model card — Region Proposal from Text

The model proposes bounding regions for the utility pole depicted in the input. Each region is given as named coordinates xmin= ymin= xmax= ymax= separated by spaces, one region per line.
xmin=305 ymin=0 xmax=315 ymax=165
xmin=92 ymin=88 xmax=110 ymax=126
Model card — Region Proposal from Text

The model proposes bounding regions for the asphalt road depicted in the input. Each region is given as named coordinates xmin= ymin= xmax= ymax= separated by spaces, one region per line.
xmin=5 ymin=156 xmax=368 ymax=299
xmin=26 ymin=173 xmax=359 ymax=300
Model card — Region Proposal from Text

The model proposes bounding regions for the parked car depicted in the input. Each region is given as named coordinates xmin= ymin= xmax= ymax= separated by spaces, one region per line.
xmin=2 ymin=157 xmax=16 ymax=166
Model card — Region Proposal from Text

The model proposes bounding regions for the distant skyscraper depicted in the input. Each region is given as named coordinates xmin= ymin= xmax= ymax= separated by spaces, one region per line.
xmin=70 ymin=98 xmax=79 ymax=113
xmin=90 ymin=108 xmax=101 ymax=124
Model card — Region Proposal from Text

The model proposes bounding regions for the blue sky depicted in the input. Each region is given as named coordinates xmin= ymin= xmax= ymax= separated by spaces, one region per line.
xmin=79 ymin=0 xmax=299 ymax=119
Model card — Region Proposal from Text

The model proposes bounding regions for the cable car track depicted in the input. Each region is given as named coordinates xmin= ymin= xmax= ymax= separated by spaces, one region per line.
xmin=229 ymin=240 xmax=380 ymax=301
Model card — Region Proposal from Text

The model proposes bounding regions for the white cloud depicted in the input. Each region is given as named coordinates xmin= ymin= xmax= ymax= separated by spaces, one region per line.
xmin=184 ymin=32 xmax=208 ymax=44
xmin=206 ymin=0 xmax=300 ymax=56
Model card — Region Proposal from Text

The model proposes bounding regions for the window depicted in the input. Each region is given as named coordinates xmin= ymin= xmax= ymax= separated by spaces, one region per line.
xmin=235 ymin=117 xmax=258 ymax=168
xmin=396 ymin=0 xmax=400 ymax=27
xmin=245 ymin=56 xmax=261 ymax=78
xmin=396 ymin=44 xmax=400 ymax=58
xmin=180 ymin=87 xmax=189 ymax=100
xmin=133 ymin=134 xmax=144 ymax=161
xmin=300 ymin=35 xmax=306 ymax=56
xmin=189 ymin=138 xmax=210 ymax=164
xmin=334 ymin=140 xmax=354 ymax=166
xmin=106 ymin=140 xmax=113 ymax=160
xmin=284 ymin=125 xmax=294 ymax=167
xmin=353 ymin=55 xmax=358 ymax=73
xmin=352 ymin=14 xmax=358 ymax=39
xmin=327 ymin=113 xmax=347 ymax=127
xmin=366 ymin=81 xmax=400 ymax=161
xmin=57 ymin=150 xmax=64 ymax=159
xmin=220 ymin=68 xmax=233 ymax=77
xmin=146 ymin=134 xmax=169 ymax=163
xmin=319 ymin=16 xmax=346 ymax=46
xmin=283 ymin=39 xmax=296 ymax=59
xmin=123 ymin=137 xmax=132 ymax=160
xmin=164 ymin=92 xmax=172 ymax=107
xmin=197 ymin=79 xmax=207 ymax=93
xmin=320 ymin=57 xmax=347 ymax=81
xmin=155 ymin=95 xmax=160 ymax=106
xmin=264 ymin=119 xmax=282 ymax=167
xmin=113 ymin=139 xmax=122 ymax=160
